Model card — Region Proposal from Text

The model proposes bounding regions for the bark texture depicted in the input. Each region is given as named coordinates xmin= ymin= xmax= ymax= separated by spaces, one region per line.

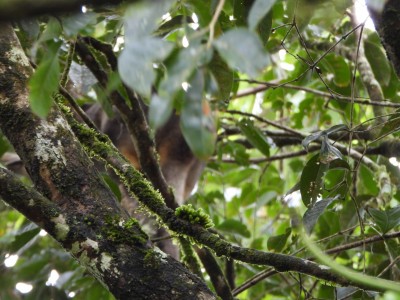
xmin=0 ymin=23 xmax=215 ymax=300
xmin=368 ymin=0 xmax=400 ymax=78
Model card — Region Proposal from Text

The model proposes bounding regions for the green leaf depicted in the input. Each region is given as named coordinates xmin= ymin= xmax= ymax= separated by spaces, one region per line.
xmin=257 ymin=10 xmax=273 ymax=46
xmin=365 ymin=33 xmax=391 ymax=86
xmin=302 ymin=125 xmax=348 ymax=151
xmin=62 ymin=12 xmax=97 ymax=36
xmin=324 ymin=124 xmax=348 ymax=135
xmin=101 ymin=173 xmax=122 ymax=202
xmin=0 ymin=134 xmax=10 ymax=157
xmin=267 ymin=228 xmax=291 ymax=252
xmin=119 ymin=39 xmax=173 ymax=98
xmin=0 ymin=223 xmax=40 ymax=253
xmin=149 ymin=93 xmax=174 ymax=129
xmin=248 ymin=0 xmax=276 ymax=31
xmin=214 ymin=28 xmax=270 ymax=78
xmin=323 ymin=54 xmax=351 ymax=87
xmin=13 ymin=253 xmax=51 ymax=280
xmin=216 ymin=219 xmax=251 ymax=238
xmin=302 ymin=131 xmax=323 ymax=151
xmin=155 ymin=15 xmax=194 ymax=37
xmin=300 ymin=154 xmax=328 ymax=207
xmin=124 ymin=0 xmax=175 ymax=38
xmin=378 ymin=110 xmax=400 ymax=138
xmin=160 ymin=45 xmax=210 ymax=96
xmin=39 ymin=18 xmax=62 ymax=42
xmin=320 ymin=136 xmax=343 ymax=163
xmin=29 ymin=41 xmax=61 ymax=118
xmin=150 ymin=45 xmax=208 ymax=129
xmin=180 ymin=70 xmax=216 ymax=159
xmin=303 ymin=196 xmax=339 ymax=234
xmin=238 ymin=118 xmax=270 ymax=156
xmin=119 ymin=1 xmax=175 ymax=98
xmin=208 ymin=52 xmax=234 ymax=100
xmin=329 ymin=159 xmax=351 ymax=170
xmin=369 ymin=207 xmax=400 ymax=234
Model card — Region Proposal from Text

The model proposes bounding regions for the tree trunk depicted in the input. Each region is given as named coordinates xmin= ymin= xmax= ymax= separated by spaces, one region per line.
xmin=0 ymin=23 xmax=215 ymax=300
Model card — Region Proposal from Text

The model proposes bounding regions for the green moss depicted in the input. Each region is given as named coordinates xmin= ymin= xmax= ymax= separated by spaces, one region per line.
xmin=102 ymin=215 xmax=148 ymax=246
xmin=180 ymin=238 xmax=202 ymax=277
xmin=123 ymin=218 xmax=140 ymax=229
xmin=57 ymin=94 xmax=167 ymax=225
xmin=143 ymin=250 xmax=161 ymax=269
xmin=175 ymin=204 xmax=214 ymax=229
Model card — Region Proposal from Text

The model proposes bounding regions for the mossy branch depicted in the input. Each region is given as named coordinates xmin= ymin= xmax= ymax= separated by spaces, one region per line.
xmin=59 ymin=98 xmax=373 ymax=290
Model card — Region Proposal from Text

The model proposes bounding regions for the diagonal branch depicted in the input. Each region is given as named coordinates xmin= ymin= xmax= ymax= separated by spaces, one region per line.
xmin=0 ymin=23 xmax=215 ymax=300
xmin=63 ymin=104 xmax=382 ymax=291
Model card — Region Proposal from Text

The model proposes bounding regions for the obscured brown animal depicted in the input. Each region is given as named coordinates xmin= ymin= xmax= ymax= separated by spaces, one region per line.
xmin=84 ymin=105 xmax=204 ymax=258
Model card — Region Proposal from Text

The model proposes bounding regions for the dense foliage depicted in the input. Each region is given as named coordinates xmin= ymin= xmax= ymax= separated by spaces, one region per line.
xmin=1 ymin=0 xmax=400 ymax=299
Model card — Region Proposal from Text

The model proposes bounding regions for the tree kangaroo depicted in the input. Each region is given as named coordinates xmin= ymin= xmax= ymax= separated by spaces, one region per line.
xmin=84 ymin=104 xmax=205 ymax=258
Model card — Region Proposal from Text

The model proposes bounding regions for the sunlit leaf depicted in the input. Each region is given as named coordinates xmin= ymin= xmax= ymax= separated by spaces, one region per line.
xmin=150 ymin=45 xmax=209 ymax=129
xmin=248 ymin=0 xmax=276 ymax=31
xmin=119 ymin=1 xmax=175 ymax=98
xmin=214 ymin=28 xmax=270 ymax=78
xmin=119 ymin=39 xmax=173 ymax=98
xmin=39 ymin=17 xmax=62 ymax=42
xmin=62 ymin=12 xmax=97 ymax=36
xmin=124 ymin=0 xmax=175 ymax=39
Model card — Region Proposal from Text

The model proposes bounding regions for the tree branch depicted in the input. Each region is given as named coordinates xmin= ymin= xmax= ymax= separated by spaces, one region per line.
xmin=0 ymin=23 xmax=215 ymax=300
xmin=0 ymin=0 xmax=136 ymax=21
xmin=234 ymin=81 xmax=400 ymax=108
xmin=64 ymin=107 xmax=380 ymax=291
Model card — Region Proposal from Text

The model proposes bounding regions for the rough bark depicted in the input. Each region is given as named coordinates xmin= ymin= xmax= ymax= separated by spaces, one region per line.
xmin=0 ymin=23 xmax=215 ymax=300
xmin=368 ymin=0 xmax=400 ymax=78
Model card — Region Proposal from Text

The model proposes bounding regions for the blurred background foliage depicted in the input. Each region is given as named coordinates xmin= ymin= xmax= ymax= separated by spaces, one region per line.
xmin=1 ymin=0 xmax=400 ymax=299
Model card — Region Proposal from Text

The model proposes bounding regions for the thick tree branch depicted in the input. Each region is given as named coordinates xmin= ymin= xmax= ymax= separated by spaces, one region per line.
xmin=233 ymin=230 xmax=400 ymax=296
xmin=64 ymin=107 xmax=381 ymax=291
xmin=196 ymin=247 xmax=233 ymax=300
xmin=0 ymin=168 xmax=62 ymax=227
xmin=0 ymin=23 xmax=215 ymax=300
